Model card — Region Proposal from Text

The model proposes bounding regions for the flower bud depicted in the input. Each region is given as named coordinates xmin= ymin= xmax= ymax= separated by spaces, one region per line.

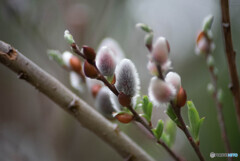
xmin=196 ymin=31 xmax=211 ymax=54
xmin=83 ymin=60 xmax=98 ymax=78
xmin=176 ymin=87 xmax=187 ymax=108
xmin=91 ymin=84 xmax=102 ymax=98
xmin=207 ymin=83 xmax=215 ymax=95
xmin=149 ymin=77 xmax=176 ymax=106
xmin=152 ymin=37 xmax=170 ymax=64
xmin=82 ymin=45 xmax=96 ymax=61
xmin=70 ymin=56 xmax=82 ymax=73
xmin=98 ymin=38 xmax=125 ymax=62
xmin=165 ymin=72 xmax=181 ymax=92
xmin=115 ymin=113 xmax=133 ymax=124
xmin=95 ymin=87 xmax=115 ymax=119
xmin=206 ymin=55 xmax=215 ymax=67
xmin=115 ymin=59 xmax=140 ymax=97
xmin=64 ymin=30 xmax=75 ymax=44
xmin=96 ymin=46 xmax=116 ymax=76
xmin=118 ymin=92 xmax=131 ymax=107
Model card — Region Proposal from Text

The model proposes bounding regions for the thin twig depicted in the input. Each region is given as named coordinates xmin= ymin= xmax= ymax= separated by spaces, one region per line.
xmin=220 ymin=0 xmax=240 ymax=129
xmin=70 ymin=42 xmax=184 ymax=161
xmin=171 ymin=104 xmax=205 ymax=161
xmin=205 ymin=55 xmax=232 ymax=160
xmin=146 ymin=44 xmax=205 ymax=161
xmin=0 ymin=40 xmax=155 ymax=161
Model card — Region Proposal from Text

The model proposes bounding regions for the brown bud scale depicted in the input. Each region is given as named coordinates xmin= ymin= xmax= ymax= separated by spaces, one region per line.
xmin=115 ymin=113 xmax=133 ymax=124
xmin=118 ymin=92 xmax=131 ymax=107
xmin=83 ymin=60 xmax=98 ymax=78
xmin=176 ymin=87 xmax=187 ymax=108
xmin=70 ymin=56 xmax=82 ymax=73
xmin=82 ymin=45 xmax=96 ymax=61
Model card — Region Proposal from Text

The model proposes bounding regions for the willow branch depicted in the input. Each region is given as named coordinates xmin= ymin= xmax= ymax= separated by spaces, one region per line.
xmin=171 ymin=104 xmax=205 ymax=161
xmin=220 ymin=0 xmax=240 ymax=129
xmin=146 ymin=45 xmax=205 ymax=161
xmin=70 ymin=42 xmax=184 ymax=161
xmin=0 ymin=40 xmax=154 ymax=161
xmin=205 ymin=55 xmax=232 ymax=159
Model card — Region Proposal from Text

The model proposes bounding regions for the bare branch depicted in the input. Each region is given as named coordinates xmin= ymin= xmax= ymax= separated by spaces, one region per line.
xmin=220 ymin=0 xmax=240 ymax=129
xmin=0 ymin=40 xmax=154 ymax=161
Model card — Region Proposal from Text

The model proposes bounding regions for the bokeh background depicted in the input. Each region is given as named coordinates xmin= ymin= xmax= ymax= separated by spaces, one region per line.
xmin=0 ymin=0 xmax=240 ymax=161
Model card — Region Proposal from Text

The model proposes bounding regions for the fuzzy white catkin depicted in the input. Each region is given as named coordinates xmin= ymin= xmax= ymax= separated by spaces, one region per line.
xmin=69 ymin=71 xmax=84 ymax=93
xmin=152 ymin=37 xmax=169 ymax=65
xmin=115 ymin=59 xmax=140 ymax=97
xmin=62 ymin=51 xmax=73 ymax=68
xmin=98 ymin=38 xmax=125 ymax=62
xmin=165 ymin=72 xmax=181 ymax=92
xmin=148 ymin=77 xmax=176 ymax=107
xmin=95 ymin=87 xmax=115 ymax=119
xmin=96 ymin=46 xmax=116 ymax=76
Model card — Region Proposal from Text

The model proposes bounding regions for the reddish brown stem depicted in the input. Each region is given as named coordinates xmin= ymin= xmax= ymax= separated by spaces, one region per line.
xmin=172 ymin=105 xmax=205 ymax=161
xmin=69 ymin=42 xmax=184 ymax=161
xmin=220 ymin=0 xmax=240 ymax=129
xmin=205 ymin=55 xmax=232 ymax=160
xmin=146 ymin=42 xmax=205 ymax=161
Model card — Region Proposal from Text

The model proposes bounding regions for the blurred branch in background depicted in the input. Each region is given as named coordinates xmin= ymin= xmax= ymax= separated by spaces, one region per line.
xmin=0 ymin=40 xmax=154 ymax=161
xmin=220 ymin=0 xmax=240 ymax=130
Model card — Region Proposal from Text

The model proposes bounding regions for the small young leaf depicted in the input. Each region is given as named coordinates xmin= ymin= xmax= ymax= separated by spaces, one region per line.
xmin=47 ymin=50 xmax=64 ymax=65
xmin=165 ymin=120 xmax=176 ymax=147
xmin=187 ymin=101 xmax=204 ymax=142
xmin=141 ymin=96 xmax=152 ymax=122
xmin=136 ymin=23 xmax=153 ymax=33
xmin=152 ymin=120 xmax=164 ymax=140
xmin=166 ymin=104 xmax=180 ymax=126
xmin=161 ymin=132 xmax=170 ymax=146
xmin=202 ymin=15 xmax=214 ymax=32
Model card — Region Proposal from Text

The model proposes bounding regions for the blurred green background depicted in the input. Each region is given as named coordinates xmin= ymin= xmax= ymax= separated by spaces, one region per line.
xmin=0 ymin=0 xmax=240 ymax=161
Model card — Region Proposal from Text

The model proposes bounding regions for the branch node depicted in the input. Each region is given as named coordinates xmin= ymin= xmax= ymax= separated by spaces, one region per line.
xmin=228 ymin=83 xmax=234 ymax=91
xmin=222 ymin=23 xmax=230 ymax=28
xmin=17 ymin=72 xmax=28 ymax=80
xmin=68 ymin=98 xmax=79 ymax=113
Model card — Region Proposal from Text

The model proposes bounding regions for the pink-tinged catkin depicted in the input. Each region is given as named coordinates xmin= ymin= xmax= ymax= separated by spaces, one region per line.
xmin=98 ymin=37 xmax=125 ymax=62
xmin=148 ymin=77 xmax=176 ymax=107
xmin=165 ymin=72 xmax=181 ymax=92
xmin=95 ymin=87 xmax=115 ymax=119
xmin=96 ymin=46 xmax=116 ymax=76
xmin=152 ymin=37 xmax=170 ymax=65
xmin=115 ymin=59 xmax=140 ymax=97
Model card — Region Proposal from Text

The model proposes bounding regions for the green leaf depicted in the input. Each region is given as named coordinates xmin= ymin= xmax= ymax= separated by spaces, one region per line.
xmin=166 ymin=104 xmax=180 ymax=126
xmin=144 ymin=33 xmax=153 ymax=47
xmin=141 ymin=96 xmax=153 ymax=122
xmin=152 ymin=120 xmax=164 ymax=140
xmin=47 ymin=50 xmax=64 ymax=65
xmin=64 ymin=30 xmax=75 ymax=44
xmin=165 ymin=120 xmax=176 ymax=147
xmin=187 ymin=101 xmax=205 ymax=142
xmin=136 ymin=23 xmax=153 ymax=33
xmin=161 ymin=132 xmax=170 ymax=146
xmin=202 ymin=15 xmax=214 ymax=32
